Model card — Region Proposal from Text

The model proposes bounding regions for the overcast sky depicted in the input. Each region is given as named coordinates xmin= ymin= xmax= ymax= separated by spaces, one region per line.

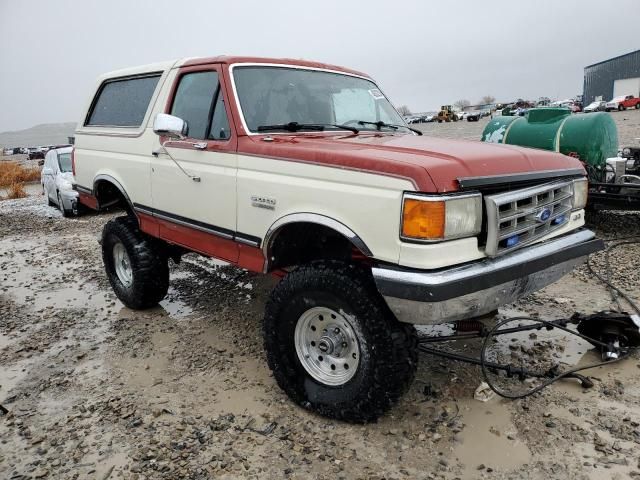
xmin=1 ymin=0 xmax=638 ymax=132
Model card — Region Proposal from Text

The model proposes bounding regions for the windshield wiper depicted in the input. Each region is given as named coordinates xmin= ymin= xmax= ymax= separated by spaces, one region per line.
xmin=357 ymin=120 xmax=422 ymax=136
xmin=257 ymin=122 xmax=359 ymax=134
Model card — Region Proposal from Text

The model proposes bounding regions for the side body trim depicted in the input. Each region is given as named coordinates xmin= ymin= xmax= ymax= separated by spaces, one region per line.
xmin=133 ymin=203 xmax=261 ymax=247
xmin=136 ymin=210 xmax=264 ymax=272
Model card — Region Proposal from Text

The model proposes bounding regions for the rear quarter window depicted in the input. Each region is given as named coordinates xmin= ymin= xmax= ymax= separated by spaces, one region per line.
xmin=86 ymin=74 xmax=161 ymax=127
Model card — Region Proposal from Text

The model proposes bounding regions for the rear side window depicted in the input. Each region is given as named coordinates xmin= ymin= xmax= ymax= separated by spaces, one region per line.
xmin=170 ymin=70 xmax=230 ymax=141
xmin=58 ymin=153 xmax=72 ymax=172
xmin=86 ymin=74 xmax=160 ymax=127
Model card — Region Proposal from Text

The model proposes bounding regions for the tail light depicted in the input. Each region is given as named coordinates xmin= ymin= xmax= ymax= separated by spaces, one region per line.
xmin=71 ymin=147 xmax=76 ymax=176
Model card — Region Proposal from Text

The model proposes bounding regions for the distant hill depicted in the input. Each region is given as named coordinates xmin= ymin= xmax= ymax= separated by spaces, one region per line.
xmin=0 ymin=122 xmax=77 ymax=148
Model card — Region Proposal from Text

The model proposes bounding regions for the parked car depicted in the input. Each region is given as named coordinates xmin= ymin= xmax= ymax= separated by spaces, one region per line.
xmin=619 ymin=95 xmax=640 ymax=110
xmin=583 ymin=101 xmax=607 ymax=113
xmin=41 ymin=146 xmax=78 ymax=216
xmin=466 ymin=111 xmax=482 ymax=121
xmin=3 ymin=148 xmax=13 ymax=155
xmin=74 ymin=56 xmax=598 ymax=422
xmin=27 ymin=148 xmax=44 ymax=160
xmin=606 ymin=95 xmax=640 ymax=111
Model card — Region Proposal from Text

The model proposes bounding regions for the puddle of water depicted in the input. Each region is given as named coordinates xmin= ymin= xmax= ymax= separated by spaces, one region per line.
xmin=451 ymin=398 xmax=531 ymax=474
xmin=159 ymin=295 xmax=193 ymax=320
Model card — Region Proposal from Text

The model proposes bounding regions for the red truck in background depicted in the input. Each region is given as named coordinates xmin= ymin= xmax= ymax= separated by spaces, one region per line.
xmin=606 ymin=94 xmax=640 ymax=111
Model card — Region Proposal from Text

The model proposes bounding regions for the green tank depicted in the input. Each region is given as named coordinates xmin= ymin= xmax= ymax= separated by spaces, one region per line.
xmin=481 ymin=107 xmax=618 ymax=168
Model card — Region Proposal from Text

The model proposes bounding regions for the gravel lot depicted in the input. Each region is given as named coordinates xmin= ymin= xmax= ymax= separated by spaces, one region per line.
xmin=1 ymin=111 xmax=640 ymax=480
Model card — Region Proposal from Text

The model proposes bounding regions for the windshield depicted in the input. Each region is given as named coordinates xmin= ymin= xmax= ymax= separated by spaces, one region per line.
xmin=233 ymin=66 xmax=409 ymax=133
xmin=58 ymin=153 xmax=73 ymax=173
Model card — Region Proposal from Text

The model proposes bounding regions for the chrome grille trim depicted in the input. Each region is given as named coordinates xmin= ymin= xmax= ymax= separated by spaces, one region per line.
xmin=485 ymin=180 xmax=574 ymax=256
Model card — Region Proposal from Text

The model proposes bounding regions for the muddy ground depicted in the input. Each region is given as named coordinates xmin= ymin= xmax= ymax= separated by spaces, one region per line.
xmin=1 ymin=113 xmax=640 ymax=480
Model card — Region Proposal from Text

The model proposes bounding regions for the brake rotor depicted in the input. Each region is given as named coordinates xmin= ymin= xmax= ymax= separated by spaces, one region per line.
xmin=575 ymin=311 xmax=640 ymax=358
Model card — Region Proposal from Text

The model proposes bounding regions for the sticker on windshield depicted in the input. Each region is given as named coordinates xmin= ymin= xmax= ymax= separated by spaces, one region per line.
xmin=369 ymin=89 xmax=384 ymax=100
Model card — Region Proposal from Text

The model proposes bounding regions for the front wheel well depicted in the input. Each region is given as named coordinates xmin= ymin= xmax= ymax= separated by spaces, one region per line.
xmin=265 ymin=222 xmax=370 ymax=271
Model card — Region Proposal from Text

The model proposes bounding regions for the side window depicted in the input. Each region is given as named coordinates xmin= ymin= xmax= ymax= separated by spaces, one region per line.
xmin=171 ymin=70 xmax=230 ymax=141
xmin=171 ymin=71 xmax=217 ymax=140
xmin=86 ymin=74 xmax=160 ymax=127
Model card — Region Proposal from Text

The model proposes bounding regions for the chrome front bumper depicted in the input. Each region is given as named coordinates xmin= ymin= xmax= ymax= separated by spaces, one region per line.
xmin=372 ymin=229 xmax=603 ymax=325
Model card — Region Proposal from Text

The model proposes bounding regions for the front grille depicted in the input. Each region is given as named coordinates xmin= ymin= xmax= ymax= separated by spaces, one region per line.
xmin=484 ymin=180 xmax=574 ymax=256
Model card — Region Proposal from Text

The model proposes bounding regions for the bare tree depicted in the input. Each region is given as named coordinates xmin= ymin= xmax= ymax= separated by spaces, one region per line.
xmin=481 ymin=95 xmax=496 ymax=105
xmin=454 ymin=99 xmax=471 ymax=111
xmin=396 ymin=105 xmax=412 ymax=116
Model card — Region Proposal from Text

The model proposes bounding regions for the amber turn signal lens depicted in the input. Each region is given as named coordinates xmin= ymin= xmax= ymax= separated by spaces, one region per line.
xmin=402 ymin=199 xmax=445 ymax=239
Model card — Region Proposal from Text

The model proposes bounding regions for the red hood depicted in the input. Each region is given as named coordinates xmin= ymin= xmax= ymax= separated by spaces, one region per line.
xmin=238 ymin=133 xmax=584 ymax=192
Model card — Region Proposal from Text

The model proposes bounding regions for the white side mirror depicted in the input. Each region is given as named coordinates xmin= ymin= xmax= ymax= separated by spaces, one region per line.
xmin=153 ymin=113 xmax=187 ymax=139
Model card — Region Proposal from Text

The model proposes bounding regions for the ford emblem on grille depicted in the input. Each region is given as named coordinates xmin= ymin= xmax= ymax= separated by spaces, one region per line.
xmin=535 ymin=207 xmax=552 ymax=223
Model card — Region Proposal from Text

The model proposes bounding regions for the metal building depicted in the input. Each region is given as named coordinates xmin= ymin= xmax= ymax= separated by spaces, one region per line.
xmin=583 ymin=49 xmax=640 ymax=104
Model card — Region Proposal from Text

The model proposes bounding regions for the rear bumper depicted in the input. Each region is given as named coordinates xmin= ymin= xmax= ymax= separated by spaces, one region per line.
xmin=372 ymin=229 xmax=603 ymax=325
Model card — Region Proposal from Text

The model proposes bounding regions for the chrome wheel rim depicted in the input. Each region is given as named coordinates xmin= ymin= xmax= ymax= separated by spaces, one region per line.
xmin=112 ymin=241 xmax=133 ymax=287
xmin=294 ymin=307 xmax=360 ymax=386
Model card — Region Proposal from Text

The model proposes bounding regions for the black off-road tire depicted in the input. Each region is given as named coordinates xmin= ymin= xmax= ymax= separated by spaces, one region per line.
xmin=102 ymin=216 xmax=169 ymax=310
xmin=263 ymin=261 xmax=418 ymax=423
xmin=618 ymin=104 xmax=624 ymax=111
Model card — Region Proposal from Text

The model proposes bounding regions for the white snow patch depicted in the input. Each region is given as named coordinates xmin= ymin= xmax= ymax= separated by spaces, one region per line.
xmin=0 ymin=195 xmax=62 ymax=218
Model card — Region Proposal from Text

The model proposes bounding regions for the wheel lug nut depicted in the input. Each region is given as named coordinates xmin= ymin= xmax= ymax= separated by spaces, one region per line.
xmin=334 ymin=328 xmax=340 ymax=334
xmin=342 ymin=342 xmax=347 ymax=348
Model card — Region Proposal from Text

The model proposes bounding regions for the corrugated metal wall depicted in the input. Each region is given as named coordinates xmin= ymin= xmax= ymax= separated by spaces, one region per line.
xmin=583 ymin=50 xmax=640 ymax=104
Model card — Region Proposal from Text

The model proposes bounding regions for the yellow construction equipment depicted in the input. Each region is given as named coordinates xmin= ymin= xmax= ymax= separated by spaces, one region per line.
xmin=436 ymin=105 xmax=459 ymax=123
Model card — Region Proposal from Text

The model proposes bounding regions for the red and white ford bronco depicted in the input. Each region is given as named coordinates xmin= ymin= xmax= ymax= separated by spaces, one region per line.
xmin=74 ymin=56 xmax=601 ymax=422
